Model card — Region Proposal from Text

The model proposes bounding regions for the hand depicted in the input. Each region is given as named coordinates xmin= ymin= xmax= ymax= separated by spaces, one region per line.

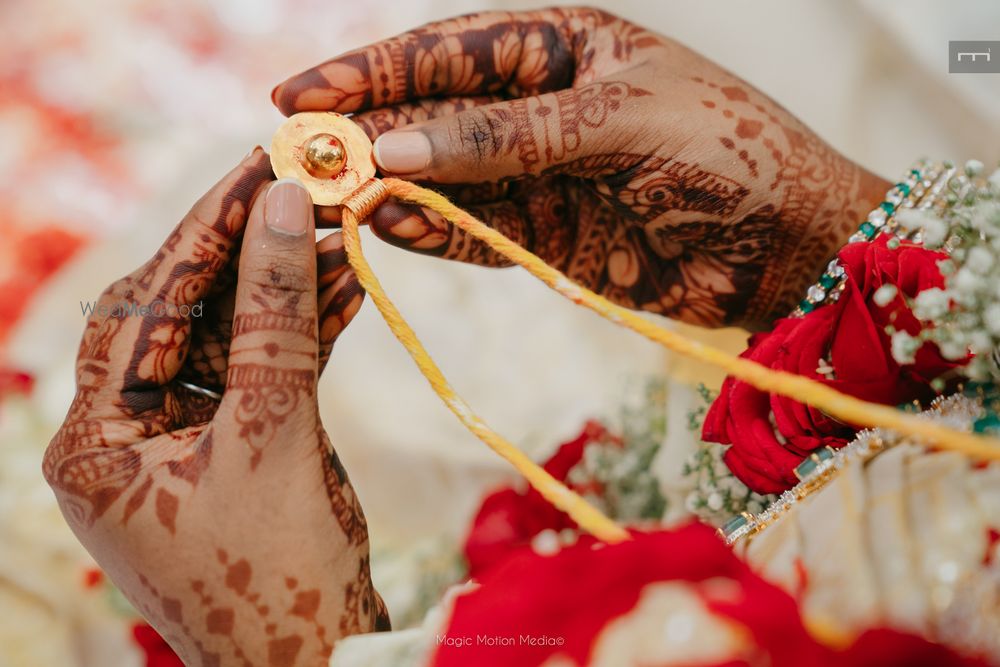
xmin=272 ymin=7 xmax=888 ymax=329
xmin=43 ymin=151 xmax=387 ymax=665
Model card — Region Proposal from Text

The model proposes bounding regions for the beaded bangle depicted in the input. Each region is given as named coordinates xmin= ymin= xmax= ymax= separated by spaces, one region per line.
xmin=790 ymin=159 xmax=955 ymax=317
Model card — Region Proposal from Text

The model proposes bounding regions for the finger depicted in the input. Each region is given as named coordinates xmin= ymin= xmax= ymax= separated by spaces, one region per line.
xmin=271 ymin=9 xmax=583 ymax=116
xmin=317 ymin=252 xmax=364 ymax=374
xmin=222 ymin=178 xmax=320 ymax=446
xmin=132 ymin=148 xmax=273 ymax=309
xmin=370 ymin=81 xmax=649 ymax=181
xmin=311 ymin=96 xmax=503 ymax=229
xmin=172 ymin=231 xmax=359 ymax=395
xmin=317 ymin=231 xmax=349 ymax=289
xmin=371 ymin=177 xmax=576 ymax=268
xmin=369 ymin=199 xmax=523 ymax=268
xmin=350 ymin=95 xmax=502 ymax=142
xmin=97 ymin=150 xmax=271 ymax=406
xmin=314 ymin=181 xmax=510 ymax=229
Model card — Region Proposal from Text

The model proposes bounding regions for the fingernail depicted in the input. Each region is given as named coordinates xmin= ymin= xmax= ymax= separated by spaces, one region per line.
xmin=242 ymin=145 xmax=263 ymax=161
xmin=374 ymin=131 xmax=431 ymax=174
xmin=265 ymin=178 xmax=311 ymax=236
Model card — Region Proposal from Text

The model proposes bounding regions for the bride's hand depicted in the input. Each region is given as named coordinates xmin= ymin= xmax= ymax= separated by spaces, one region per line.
xmin=272 ymin=7 xmax=888 ymax=329
xmin=43 ymin=151 xmax=387 ymax=665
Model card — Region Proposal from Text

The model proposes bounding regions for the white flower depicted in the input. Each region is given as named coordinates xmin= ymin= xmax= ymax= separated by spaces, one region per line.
xmin=922 ymin=216 xmax=949 ymax=247
xmin=988 ymin=168 xmax=1000 ymax=192
xmin=707 ymin=492 xmax=723 ymax=511
xmin=913 ymin=287 xmax=950 ymax=321
xmin=980 ymin=202 xmax=1000 ymax=229
xmin=969 ymin=331 xmax=994 ymax=354
xmin=530 ymin=530 xmax=561 ymax=556
xmin=896 ymin=208 xmax=940 ymax=233
xmin=985 ymin=303 xmax=1000 ymax=336
xmin=966 ymin=246 xmax=994 ymax=275
xmin=873 ymin=284 xmax=898 ymax=307
xmin=939 ymin=339 xmax=969 ymax=361
xmin=954 ymin=267 xmax=984 ymax=295
xmin=684 ymin=493 xmax=701 ymax=513
xmin=891 ymin=330 xmax=919 ymax=364
xmin=719 ymin=476 xmax=742 ymax=494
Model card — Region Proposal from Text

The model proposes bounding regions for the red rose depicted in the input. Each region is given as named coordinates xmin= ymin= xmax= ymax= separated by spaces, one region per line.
xmin=703 ymin=236 xmax=960 ymax=494
xmin=463 ymin=421 xmax=617 ymax=578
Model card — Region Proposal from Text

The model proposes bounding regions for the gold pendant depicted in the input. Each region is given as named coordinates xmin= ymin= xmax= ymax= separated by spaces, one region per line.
xmin=269 ymin=112 xmax=376 ymax=206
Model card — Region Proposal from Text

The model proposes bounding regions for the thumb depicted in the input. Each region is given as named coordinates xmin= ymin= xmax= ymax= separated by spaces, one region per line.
xmin=372 ymin=81 xmax=647 ymax=183
xmin=223 ymin=178 xmax=319 ymax=436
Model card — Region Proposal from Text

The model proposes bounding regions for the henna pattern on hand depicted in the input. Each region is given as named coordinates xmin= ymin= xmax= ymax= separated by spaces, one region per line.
xmin=280 ymin=8 xmax=886 ymax=327
xmin=228 ymin=365 xmax=314 ymax=469
xmin=318 ymin=431 xmax=369 ymax=547
xmin=45 ymin=151 xmax=385 ymax=666
xmin=690 ymin=77 xmax=886 ymax=320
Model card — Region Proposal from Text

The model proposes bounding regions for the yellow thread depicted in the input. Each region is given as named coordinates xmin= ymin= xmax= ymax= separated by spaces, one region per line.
xmin=343 ymin=179 xmax=388 ymax=222
xmin=337 ymin=174 xmax=1000 ymax=544
xmin=341 ymin=193 xmax=630 ymax=543
xmin=380 ymin=178 xmax=1000 ymax=463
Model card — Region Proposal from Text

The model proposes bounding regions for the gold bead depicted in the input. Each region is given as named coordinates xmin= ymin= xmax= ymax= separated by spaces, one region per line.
xmin=270 ymin=112 xmax=376 ymax=206
xmin=303 ymin=134 xmax=346 ymax=178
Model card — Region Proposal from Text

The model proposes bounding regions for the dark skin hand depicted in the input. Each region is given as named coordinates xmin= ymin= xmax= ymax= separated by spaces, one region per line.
xmin=43 ymin=153 xmax=388 ymax=666
xmin=273 ymin=7 xmax=888 ymax=330
xmin=45 ymin=9 xmax=889 ymax=667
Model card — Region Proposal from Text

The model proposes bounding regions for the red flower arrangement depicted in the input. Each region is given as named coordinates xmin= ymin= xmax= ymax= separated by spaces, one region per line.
xmin=439 ymin=523 xmax=986 ymax=667
xmin=703 ymin=236 xmax=961 ymax=494
xmin=463 ymin=420 xmax=619 ymax=578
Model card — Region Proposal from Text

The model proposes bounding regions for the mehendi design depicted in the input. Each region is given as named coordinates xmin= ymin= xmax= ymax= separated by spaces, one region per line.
xmin=277 ymin=8 xmax=884 ymax=327
xmin=44 ymin=150 xmax=383 ymax=665
xmin=228 ymin=365 xmax=315 ymax=469
xmin=319 ymin=431 xmax=369 ymax=547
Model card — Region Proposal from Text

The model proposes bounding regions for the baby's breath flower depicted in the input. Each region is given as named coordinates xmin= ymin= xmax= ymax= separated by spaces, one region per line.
xmin=898 ymin=181 xmax=1000 ymax=381
xmin=940 ymin=339 xmax=969 ymax=361
xmin=891 ymin=330 xmax=919 ymax=365
xmin=985 ymin=303 xmax=1000 ymax=336
xmin=681 ymin=389 xmax=776 ymax=526
xmin=969 ymin=331 xmax=993 ymax=355
xmin=966 ymin=246 xmax=994 ymax=274
xmin=707 ymin=492 xmax=723 ymax=511
xmin=873 ymin=284 xmax=898 ymax=307
xmin=922 ymin=217 xmax=949 ymax=247
xmin=988 ymin=168 xmax=1000 ymax=191
xmin=954 ymin=267 xmax=984 ymax=295
xmin=913 ymin=287 xmax=949 ymax=320
xmin=896 ymin=208 xmax=940 ymax=233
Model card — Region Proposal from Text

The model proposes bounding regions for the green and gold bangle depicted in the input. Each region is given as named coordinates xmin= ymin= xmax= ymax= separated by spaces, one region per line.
xmin=790 ymin=160 xmax=954 ymax=317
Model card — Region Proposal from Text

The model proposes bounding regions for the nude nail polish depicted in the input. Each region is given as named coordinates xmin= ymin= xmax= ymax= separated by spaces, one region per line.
xmin=265 ymin=178 xmax=310 ymax=236
xmin=373 ymin=131 xmax=432 ymax=174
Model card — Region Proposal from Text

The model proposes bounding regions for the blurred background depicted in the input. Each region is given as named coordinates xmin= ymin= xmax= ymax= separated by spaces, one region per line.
xmin=1 ymin=0 xmax=998 ymax=664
